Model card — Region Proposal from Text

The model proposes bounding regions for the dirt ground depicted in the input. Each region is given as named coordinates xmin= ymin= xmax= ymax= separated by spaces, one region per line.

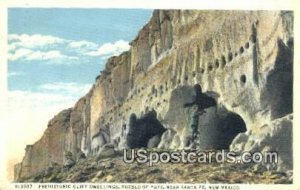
xmin=19 ymin=152 xmax=292 ymax=184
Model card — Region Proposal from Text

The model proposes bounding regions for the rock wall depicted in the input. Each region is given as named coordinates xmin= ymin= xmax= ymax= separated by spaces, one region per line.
xmin=14 ymin=10 xmax=293 ymax=181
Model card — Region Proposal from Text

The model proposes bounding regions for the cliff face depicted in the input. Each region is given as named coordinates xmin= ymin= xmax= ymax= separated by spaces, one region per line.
xmin=14 ymin=10 xmax=293 ymax=181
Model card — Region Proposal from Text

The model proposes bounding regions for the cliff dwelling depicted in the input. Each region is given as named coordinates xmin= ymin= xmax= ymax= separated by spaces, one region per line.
xmin=126 ymin=110 xmax=166 ymax=148
xmin=197 ymin=111 xmax=247 ymax=150
xmin=14 ymin=10 xmax=293 ymax=183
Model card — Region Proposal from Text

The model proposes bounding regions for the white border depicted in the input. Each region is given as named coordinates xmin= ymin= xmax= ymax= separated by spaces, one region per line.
xmin=1 ymin=0 xmax=299 ymax=190
xmin=4 ymin=0 xmax=299 ymax=10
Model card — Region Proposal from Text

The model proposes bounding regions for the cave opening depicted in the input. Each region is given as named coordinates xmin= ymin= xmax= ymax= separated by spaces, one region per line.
xmin=215 ymin=59 xmax=219 ymax=68
xmin=216 ymin=113 xmax=247 ymax=149
xmin=208 ymin=64 xmax=213 ymax=71
xmin=221 ymin=55 xmax=226 ymax=67
xmin=198 ymin=111 xmax=247 ymax=150
xmin=239 ymin=46 xmax=244 ymax=54
xmin=126 ymin=110 xmax=166 ymax=148
xmin=182 ymin=84 xmax=246 ymax=150
xmin=228 ymin=52 xmax=233 ymax=62
xmin=240 ymin=74 xmax=246 ymax=86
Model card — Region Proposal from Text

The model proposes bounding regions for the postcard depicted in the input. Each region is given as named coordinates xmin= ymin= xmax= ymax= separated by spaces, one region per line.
xmin=0 ymin=1 xmax=299 ymax=190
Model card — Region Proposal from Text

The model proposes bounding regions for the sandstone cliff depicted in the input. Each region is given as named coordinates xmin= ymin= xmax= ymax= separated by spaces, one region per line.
xmin=14 ymin=10 xmax=293 ymax=181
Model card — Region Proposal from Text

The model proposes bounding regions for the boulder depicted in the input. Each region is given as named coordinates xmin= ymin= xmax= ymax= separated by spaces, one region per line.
xmin=230 ymin=114 xmax=293 ymax=171
xmin=147 ymin=134 xmax=161 ymax=148
xmin=96 ymin=144 xmax=119 ymax=161
xmin=157 ymin=128 xmax=176 ymax=149
xmin=63 ymin=151 xmax=76 ymax=169
xmin=76 ymin=150 xmax=86 ymax=162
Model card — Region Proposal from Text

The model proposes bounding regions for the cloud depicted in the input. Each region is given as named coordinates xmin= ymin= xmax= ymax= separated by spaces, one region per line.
xmin=86 ymin=40 xmax=130 ymax=57
xmin=26 ymin=50 xmax=78 ymax=61
xmin=8 ymin=34 xmax=130 ymax=64
xmin=8 ymin=44 xmax=17 ymax=52
xmin=8 ymin=48 xmax=77 ymax=62
xmin=8 ymin=34 xmax=66 ymax=50
xmin=8 ymin=48 xmax=31 ymax=61
xmin=8 ymin=72 xmax=25 ymax=78
xmin=69 ymin=40 xmax=98 ymax=50
xmin=39 ymin=82 xmax=91 ymax=96
xmin=8 ymin=34 xmax=94 ymax=63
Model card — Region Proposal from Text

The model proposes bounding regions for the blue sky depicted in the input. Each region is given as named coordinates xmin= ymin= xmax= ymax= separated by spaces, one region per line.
xmin=8 ymin=8 xmax=152 ymax=91
xmin=7 ymin=8 xmax=152 ymax=167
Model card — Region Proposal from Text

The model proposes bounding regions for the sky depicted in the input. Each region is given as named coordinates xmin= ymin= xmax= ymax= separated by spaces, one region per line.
xmin=7 ymin=8 xmax=152 ymax=179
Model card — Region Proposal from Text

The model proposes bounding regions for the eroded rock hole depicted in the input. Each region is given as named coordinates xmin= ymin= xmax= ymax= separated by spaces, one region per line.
xmin=152 ymin=85 xmax=156 ymax=94
xmin=215 ymin=59 xmax=219 ymax=68
xmin=221 ymin=55 xmax=226 ymax=66
xmin=126 ymin=111 xmax=166 ymax=148
xmin=159 ymin=85 xmax=164 ymax=95
xmin=245 ymin=42 xmax=250 ymax=49
xmin=200 ymin=68 xmax=205 ymax=74
xmin=192 ymin=71 xmax=196 ymax=77
xmin=240 ymin=75 xmax=246 ymax=86
xmin=208 ymin=64 xmax=213 ymax=71
xmin=228 ymin=52 xmax=233 ymax=62
xmin=239 ymin=46 xmax=244 ymax=54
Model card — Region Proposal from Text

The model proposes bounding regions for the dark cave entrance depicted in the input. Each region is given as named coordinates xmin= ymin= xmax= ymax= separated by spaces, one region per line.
xmin=183 ymin=84 xmax=247 ymax=150
xmin=197 ymin=110 xmax=247 ymax=150
xmin=215 ymin=113 xmax=247 ymax=149
xmin=126 ymin=110 xmax=166 ymax=148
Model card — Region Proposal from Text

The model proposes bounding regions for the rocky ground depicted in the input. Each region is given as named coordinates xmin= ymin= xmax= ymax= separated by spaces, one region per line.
xmin=18 ymin=149 xmax=293 ymax=184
